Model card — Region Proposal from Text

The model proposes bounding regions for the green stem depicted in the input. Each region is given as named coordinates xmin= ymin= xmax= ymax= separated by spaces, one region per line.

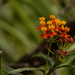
xmin=0 ymin=51 xmax=3 ymax=75
xmin=64 ymin=43 xmax=70 ymax=49
xmin=45 ymin=43 xmax=51 ymax=75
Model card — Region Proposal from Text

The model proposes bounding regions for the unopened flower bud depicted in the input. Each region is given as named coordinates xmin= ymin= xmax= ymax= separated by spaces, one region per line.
xmin=69 ymin=37 xmax=73 ymax=43
xmin=64 ymin=51 xmax=68 ymax=56
xmin=59 ymin=39 xmax=63 ymax=43
xmin=63 ymin=38 xmax=67 ymax=42
xmin=67 ymin=38 xmax=69 ymax=42
xmin=56 ymin=50 xmax=60 ymax=54
xmin=65 ymin=51 xmax=68 ymax=54
xmin=57 ymin=50 xmax=62 ymax=55
xmin=61 ymin=55 xmax=64 ymax=58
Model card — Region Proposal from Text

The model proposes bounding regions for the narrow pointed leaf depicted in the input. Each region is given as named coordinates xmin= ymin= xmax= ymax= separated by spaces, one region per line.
xmin=3 ymin=65 xmax=23 ymax=75
xmin=8 ymin=67 xmax=44 ymax=74
xmin=52 ymin=65 xmax=75 ymax=72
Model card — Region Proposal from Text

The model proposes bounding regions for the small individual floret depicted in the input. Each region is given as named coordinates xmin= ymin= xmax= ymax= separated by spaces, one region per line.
xmin=50 ymin=15 xmax=56 ymax=19
xmin=60 ymin=32 xmax=70 ymax=38
xmin=47 ymin=21 xmax=52 ymax=25
xmin=61 ymin=25 xmax=65 ymax=31
xmin=48 ymin=25 xmax=55 ymax=30
xmin=64 ymin=26 xmax=70 ymax=32
xmin=41 ymin=27 xmax=47 ymax=32
xmin=40 ymin=21 xmax=45 ymax=25
xmin=61 ymin=21 xmax=66 ymax=25
xmin=39 ymin=17 xmax=45 ymax=21
xmin=55 ymin=19 xmax=61 ymax=25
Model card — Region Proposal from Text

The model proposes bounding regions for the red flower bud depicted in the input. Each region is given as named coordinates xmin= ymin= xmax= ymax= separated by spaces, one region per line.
xmin=57 ymin=50 xmax=60 ymax=54
xmin=62 ymin=38 xmax=67 ymax=42
xmin=67 ymin=38 xmax=69 ymax=42
xmin=69 ymin=37 xmax=73 ymax=43
xmin=64 ymin=51 xmax=68 ymax=56
xmin=57 ymin=50 xmax=62 ymax=55
xmin=65 ymin=51 xmax=68 ymax=54
xmin=59 ymin=39 xmax=63 ymax=43
xmin=61 ymin=55 xmax=64 ymax=58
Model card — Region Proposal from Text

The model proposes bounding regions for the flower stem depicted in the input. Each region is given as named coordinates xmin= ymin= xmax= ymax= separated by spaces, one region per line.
xmin=0 ymin=51 xmax=4 ymax=75
xmin=45 ymin=43 xmax=51 ymax=75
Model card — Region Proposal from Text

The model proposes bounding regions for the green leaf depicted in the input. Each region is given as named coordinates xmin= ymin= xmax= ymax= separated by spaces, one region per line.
xmin=32 ymin=53 xmax=43 ymax=58
xmin=0 ymin=51 xmax=4 ymax=75
xmin=66 ymin=50 xmax=75 ymax=62
xmin=3 ymin=65 xmax=23 ymax=75
xmin=32 ymin=53 xmax=51 ymax=65
xmin=58 ymin=55 xmax=66 ymax=63
xmin=52 ymin=65 xmax=75 ymax=72
xmin=7 ymin=67 xmax=44 ymax=74
xmin=67 ymin=50 xmax=75 ymax=56
xmin=9 ymin=0 xmax=40 ymax=43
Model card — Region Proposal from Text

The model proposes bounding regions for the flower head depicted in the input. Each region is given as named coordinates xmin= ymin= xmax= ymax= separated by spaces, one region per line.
xmin=37 ymin=15 xmax=72 ymax=40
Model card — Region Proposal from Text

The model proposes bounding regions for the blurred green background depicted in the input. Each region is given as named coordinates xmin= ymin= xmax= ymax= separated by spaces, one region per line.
xmin=0 ymin=0 xmax=75 ymax=75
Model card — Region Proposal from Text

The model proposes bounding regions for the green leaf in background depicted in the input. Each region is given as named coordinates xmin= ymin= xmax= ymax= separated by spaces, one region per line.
xmin=3 ymin=65 xmax=23 ymax=75
xmin=7 ymin=67 xmax=44 ymax=74
xmin=32 ymin=53 xmax=52 ymax=67
xmin=54 ymin=65 xmax=75 ymax=71
xmin=49 ymin=64 xmax=75 ymax=75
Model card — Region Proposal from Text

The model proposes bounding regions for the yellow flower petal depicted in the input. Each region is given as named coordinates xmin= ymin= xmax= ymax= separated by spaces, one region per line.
xmin=47 ymin=21 xmax=52 ymax=25
xmin=50 ymin=15 xmax=56 ymax=19
xmin=40 ymin=21 xmax=45 ymax=25
xmin=39 ymin=17 xmax=45 ymax=21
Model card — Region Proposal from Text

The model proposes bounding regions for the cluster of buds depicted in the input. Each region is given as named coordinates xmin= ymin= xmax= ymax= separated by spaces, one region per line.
xmin=59 ymin=37 xmax=73 ymax=43
xmin=37 ymin=15 xmax=71 ymax=39
xmin=56 ymin=50 xmax=68 ymax=58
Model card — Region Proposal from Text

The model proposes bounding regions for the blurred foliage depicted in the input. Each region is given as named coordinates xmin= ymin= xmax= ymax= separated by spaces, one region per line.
xmin=0 ymin=0 xmax=75 ymax=75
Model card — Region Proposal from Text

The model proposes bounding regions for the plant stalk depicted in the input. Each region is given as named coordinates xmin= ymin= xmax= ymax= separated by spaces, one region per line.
xmin=0 ymin=51 xmax=4 ymax=75
xmin=45 ymin=43 xmax=51 ymax=75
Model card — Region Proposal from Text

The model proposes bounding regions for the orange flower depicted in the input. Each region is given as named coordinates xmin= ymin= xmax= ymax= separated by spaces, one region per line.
xmin=54 ymin=25 xmax=59 ymax=32
xmin=60 ymin=32 xmax=70 ymax=38
xmin=37 ymin=15 xmax=71 ymax=40
xmin=40 ymin=31 xmax=48 ymax=39
xmin=48 ymin=31 xmax=57 ymax=37
xmin=61 ymin=21 xmax=66 ymax=25
xmin=60 ymin=25 xmax=65 ymax=31
xmin=65 ymin=26 xmax=70 ymax=32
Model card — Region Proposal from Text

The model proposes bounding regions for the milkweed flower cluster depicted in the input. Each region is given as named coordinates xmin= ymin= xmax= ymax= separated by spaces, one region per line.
xmin=37 ymin=15 xmax=73 ymax=60
xmin=37 ymin=15 xmax=70 ymax=39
